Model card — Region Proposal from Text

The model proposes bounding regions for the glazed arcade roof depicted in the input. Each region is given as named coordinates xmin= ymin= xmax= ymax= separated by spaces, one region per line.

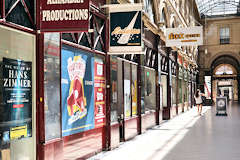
xmin=195 ymin=0 xmax=240 ymax=17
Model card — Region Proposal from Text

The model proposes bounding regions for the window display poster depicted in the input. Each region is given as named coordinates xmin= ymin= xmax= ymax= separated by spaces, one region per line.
xmin=1 ymin=58 xmax=32 ymax=140
xmin=94 ymin=58 xmax=106 ymax=128
xmin=204 ymin=76 xmax=211 ymax=99
xmin=124 ymin=80 xmax=131 ymax=118
xmin=61 ymin=47 xmax=95 ymax=137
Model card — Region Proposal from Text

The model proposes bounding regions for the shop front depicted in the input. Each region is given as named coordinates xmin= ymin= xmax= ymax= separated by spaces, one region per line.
xmin=141 ymin=66 xmax=156 ymax=132
xmin=177 ymin=55 xmax=184 ymax=113
xmin=169 ymin=53 xmax=177 ymax=118
xmin=37 ymin=4 xmax=108 ymax=158
xmin=0 ymin=25 xmax=36 ymax=160
xmin=160 ymin=53 xmax=169 ymax=120
xmin=183 ymin=68 xmax=188 ymax=112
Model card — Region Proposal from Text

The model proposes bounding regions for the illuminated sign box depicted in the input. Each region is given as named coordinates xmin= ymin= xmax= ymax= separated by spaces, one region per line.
xmin=166 ymin=26 xmax=203 ymax=47
xmin=40 ymin=0 xmax=89 ymax=32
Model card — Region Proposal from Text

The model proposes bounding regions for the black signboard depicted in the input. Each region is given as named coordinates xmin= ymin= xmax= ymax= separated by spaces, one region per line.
xmin=110 ymin=11 xmax=141 ymax=46
xmin=0 ymin=58 xmax=32 ymax=140
xmin=216 ymin=97 xmax=227 ymax=116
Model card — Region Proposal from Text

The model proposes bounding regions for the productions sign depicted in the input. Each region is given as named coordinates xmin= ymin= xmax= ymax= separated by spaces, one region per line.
xmin=40 ymin=0 xmax=89 ymax=32
xmin=108 ymin=4 xmax=143 ymax=54
xmin=166 ymin=26 xmax=203 ymax=47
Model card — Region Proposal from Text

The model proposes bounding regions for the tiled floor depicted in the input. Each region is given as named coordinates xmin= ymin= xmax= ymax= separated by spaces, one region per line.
xmin=88 ymin=102 xmax=240 ymax=160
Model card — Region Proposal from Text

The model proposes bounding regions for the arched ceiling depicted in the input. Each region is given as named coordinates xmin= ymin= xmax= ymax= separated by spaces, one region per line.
xmin=195 ymin=0 xmax=240 ymax=17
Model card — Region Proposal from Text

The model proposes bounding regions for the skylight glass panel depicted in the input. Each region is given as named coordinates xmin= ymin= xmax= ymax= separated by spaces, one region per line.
xmin=195 ymin=0 xmax=240 ymax=17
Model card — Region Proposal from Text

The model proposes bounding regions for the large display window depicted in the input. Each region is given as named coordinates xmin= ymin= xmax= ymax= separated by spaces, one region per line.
xmin=131 ymin=64 xmax=138 ymax=116
xmin=61 ymin=44 xmax=106 ymax=137
xmin=143 ymin=68 xmax=156 ymax=112
xmin=124 ymin=62 xmax=131 ymax=118
xmin=44 ymin=33 xmax=61 ymax=141
xmin=172 ymin=77 xmax=177 ymax=105
xmin=178 ymin=79 xmax=182 ymax=103
xmin=110 ymin=57 xmax=118 ymax=122
xmin=0 ymin=25 xmax=36 ymax=160
xmin=161 ymin=74 xmax=168 ymax=107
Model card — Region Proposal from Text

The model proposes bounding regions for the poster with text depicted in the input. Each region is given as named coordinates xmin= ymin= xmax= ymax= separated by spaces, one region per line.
xmin=1 ymin=58 xmax=32 ymax=139
xmin=61 ymin=46 xmax=95 ymax=137
xmin=94 ymin=58 xmax=106 ymax=128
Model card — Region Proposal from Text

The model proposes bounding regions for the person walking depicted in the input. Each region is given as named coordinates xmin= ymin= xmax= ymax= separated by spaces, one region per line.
xmin=194 ymin=89 xmax=204 ymax=115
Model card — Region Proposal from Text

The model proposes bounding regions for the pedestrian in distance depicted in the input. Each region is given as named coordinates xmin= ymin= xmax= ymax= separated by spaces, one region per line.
xmin=194 ymin=89 xmax=204 ymax=116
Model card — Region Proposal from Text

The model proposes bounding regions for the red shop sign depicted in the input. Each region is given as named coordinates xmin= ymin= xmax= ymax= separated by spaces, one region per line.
xmin=40 ymin=0 xmax=89 ymax=32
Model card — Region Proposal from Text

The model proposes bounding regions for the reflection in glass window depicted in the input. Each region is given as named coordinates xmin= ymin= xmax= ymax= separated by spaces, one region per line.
xmin=132 ymin=64 xmax=138 ymax=116
xmin=110 ymin=57 xmax=118 ymax=122
xmin=44 ymin=33 xmax=61 ymax=141
xmin=144 ymin=69 xmax=156 ymax=112
xmin=161 ymin=75 xmax=167 ymax=107
xmin=172 ymin=77 xmax=177 ymax=105
xmin=124 ymin=62 xmax=131 ymax=118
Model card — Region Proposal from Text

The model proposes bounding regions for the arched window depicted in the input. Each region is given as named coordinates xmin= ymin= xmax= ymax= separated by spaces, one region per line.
xmin=160 ymin=9 xmax=166 ymax=24
xmin=214 ymin=64 xmax=235 ymax=75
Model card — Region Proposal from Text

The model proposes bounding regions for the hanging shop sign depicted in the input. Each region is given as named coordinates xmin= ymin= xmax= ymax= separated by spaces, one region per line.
xmin=1 ymin=58 xmax=32 ymax=140
xmin=40 ymin=0 xmax=89 ymax=32
xmin=108 ymin=4 xmax=143 ymax=54
xmin=166 ymin=26 xmax=203 ymax=47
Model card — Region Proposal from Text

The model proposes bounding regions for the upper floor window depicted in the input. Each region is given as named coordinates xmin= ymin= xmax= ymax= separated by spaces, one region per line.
xmin=220 ymin=27 xmax=230 ymax=44
xmin=144 ymin=0 xmax=155 ymax=24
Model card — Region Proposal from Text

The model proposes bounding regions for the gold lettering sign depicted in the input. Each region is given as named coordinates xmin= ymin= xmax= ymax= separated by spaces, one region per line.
xmin=168 ymin=33 xmax=184 ymax=40
xmin=111 ymin=26 xmax=140 ymax=35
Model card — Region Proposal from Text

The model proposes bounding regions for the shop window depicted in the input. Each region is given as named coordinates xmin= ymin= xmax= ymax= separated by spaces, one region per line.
xmin=110 ymin=57 xmax=118 ymax=122
xmin=144 ymin=69 xmax=156 ymax=112
xmin=172 ymin=77 xmax=177 ymax=105
xmin=161 ymin=75 xmax=168 ymax=107
xmin=220 ymin=27 xmax=230 ymax=44
xmin=44 ymin=33 xmax=61 ymax=141
xmin=124 ymin=62 xmax=131 ymax=118
xmin=0 ymin=25 xmax=36 ymax=160
xmin=117 ymin=59 xmax=123 ymax=118
xmin=131 ymin=64 xmax=138 ymax=116
xmin=5 ymin=0 xmax=34 ymax=29
xmin=178 ymin=79 xmax=182 ymax=103
xmin=122 ymin=62 xmax=138 ymax=117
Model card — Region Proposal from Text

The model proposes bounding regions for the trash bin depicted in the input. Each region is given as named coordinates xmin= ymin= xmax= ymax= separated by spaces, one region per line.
xmin=216 ymin=96 xmax=227 ymax=116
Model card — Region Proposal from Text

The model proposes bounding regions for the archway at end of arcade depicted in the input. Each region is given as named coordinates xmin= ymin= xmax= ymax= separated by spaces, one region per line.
xmin=210 ymin=55 xmax=240 ymax=103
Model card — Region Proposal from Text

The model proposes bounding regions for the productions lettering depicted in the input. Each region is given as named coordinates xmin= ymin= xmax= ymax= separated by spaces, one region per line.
xmin=42 ymin=0 xmax=88 ymax=22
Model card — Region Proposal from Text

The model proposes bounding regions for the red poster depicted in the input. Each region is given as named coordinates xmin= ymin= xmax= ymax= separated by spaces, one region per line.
xmin=40 ymin=0 xmax=89 ymax=32
xmin=94 ymin=60 xmax=105 ymax=128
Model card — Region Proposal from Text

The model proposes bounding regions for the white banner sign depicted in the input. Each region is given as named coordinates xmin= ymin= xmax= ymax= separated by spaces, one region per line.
xmin=166 ymin=26 xmax=203 ymax=47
